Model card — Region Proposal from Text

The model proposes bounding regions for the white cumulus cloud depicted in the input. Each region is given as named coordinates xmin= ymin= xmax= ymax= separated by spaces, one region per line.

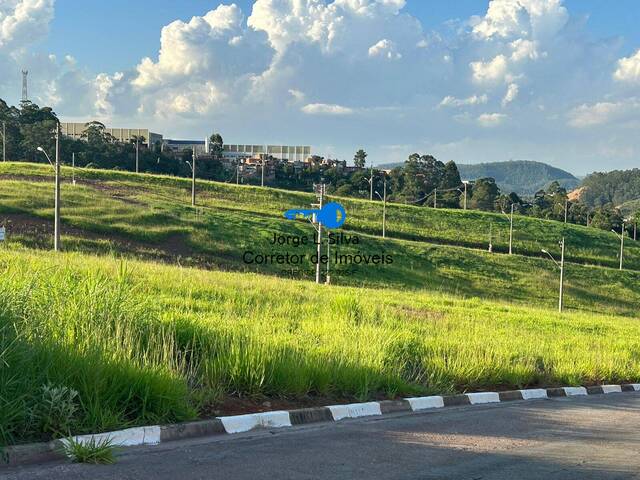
xmin=477 ymin=112 xmax=508 ymax=127
xmin=301 ymin=103 xmax=354 ymax=115
xmin=439 ymin=94 xmax=488 ymax=108
xmin=501 ymin=83 xmax=519 ymax=106
xmin=614 ymin=49 xmax=640 ymax=84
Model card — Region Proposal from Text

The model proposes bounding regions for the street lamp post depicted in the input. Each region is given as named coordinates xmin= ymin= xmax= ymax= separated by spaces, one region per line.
xmin=542 ymin=237 xmax=565 ymax=313
xmin=369 ymin=164 xmax=374 ymax=201
xmin=500 ymin=203 xmax=514 ymax=255
xmin=462 ymin=180 xmax=469 ymax=210
xmin=135 ymin=137 xmax=140 ymax=173
xmin=612 ymin=225 xmax=625 ymax=270
xmin=72 ymin=152 xmax=76 ymax=185
xmin=261 ymin=157 xmax=265 ymax=188
xmin=374 ymin=176 xmax=387 ymax=239
xmin=186 ymin=152 xmax=196 ymax=207
xmin=36 ymin=123 xmax=61 ymax=251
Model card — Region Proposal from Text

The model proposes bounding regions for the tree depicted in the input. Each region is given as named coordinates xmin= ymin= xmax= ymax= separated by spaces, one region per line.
xmin=209 ymin=133 xmax=224 ymax=158
xmin=438 ymin=160 xmax=462 ymax=208
xmin=470 ymin=177 xmax=499 ymax=211
xmin=590 ymin=205 xmax=623 ymax=231
xmin=353 ymin=149 xmax=367 ymax=169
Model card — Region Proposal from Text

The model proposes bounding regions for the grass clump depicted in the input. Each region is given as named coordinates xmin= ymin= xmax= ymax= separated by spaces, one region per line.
xmin=62 ymin=436 xmax=116 ymax=464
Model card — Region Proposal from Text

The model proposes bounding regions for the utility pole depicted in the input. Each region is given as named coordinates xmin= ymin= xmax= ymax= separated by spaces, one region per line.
xmin=508 ymin=203 xmax=514 ymax=255
xmin=54 ymin=123 xmax=61 ymax=252
xmin=315 ymin=183 xmax=325 ymax=284
xmin=191 ymin=150 xmax=196 ymax=207
xmin=1 ymin=121 xmax=6 ymax=162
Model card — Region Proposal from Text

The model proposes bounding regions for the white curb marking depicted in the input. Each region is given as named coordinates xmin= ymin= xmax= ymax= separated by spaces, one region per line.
xmin=62 ymin=426 xmax=161 ymax=448
xmin=601 ymin=385 xmax=622 ymax=394
xmin=328 ymin=402 xmax=382 ymax=421
xmin=520 ymin=389 xmax=548 ymax=400
xmin=219 ymin=411 xmax=292 ymax=434
xmin=467 ymin=392 xmax=500 ymax=404
xmin=563 ymin=386 xmax=588 ymax=396
xmin=405 ymin=396 xmax=445 ymax=411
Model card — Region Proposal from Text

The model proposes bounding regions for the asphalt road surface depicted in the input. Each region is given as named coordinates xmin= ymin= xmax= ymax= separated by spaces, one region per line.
xmin=3 ymin=393 xmax=640 ymax=480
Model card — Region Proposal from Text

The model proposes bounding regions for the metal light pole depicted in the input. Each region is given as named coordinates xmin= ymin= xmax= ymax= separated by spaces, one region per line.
xmin=54 ymin=125 xmax=61 ymax=251
xmin=369 ymin=165 xmax=374 ymax=201
xmin=612 ymin=225 xmax=624 ymax=270
xmin=135 ymin=137 xmax=140 ymax=173
xmin=261 ymin=157 xmax=265 ymax=188
xmin=191 ymin=150 xmax=196 ymax=206
xmin=508 ymin=203 xmax=514 ymax=255
xmin=433 ymin=188 xmax=437 ymax=209
xmin=1 ymin=121 xmax=6 ymax=162
xmin=564 ymin=199 xmax=568 ymax=223
xmin=542 ymin=237 xmax=565 ymax=313
xmin=315 ymin=184 xmax=325 ymax=284
xmin=36 ymin=125 xmax=61 ymax=251
xmin=71 ymin=152 xmax=76 ymax=185
xmin=374 ymin=177 xmax=387 ymax=239
xmin=463 ymin=181 xmax=468 ymax=210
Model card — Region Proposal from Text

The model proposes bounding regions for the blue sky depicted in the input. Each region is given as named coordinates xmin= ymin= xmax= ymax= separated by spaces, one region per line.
xmin=2 ymin=0 xmax=640 ymax=175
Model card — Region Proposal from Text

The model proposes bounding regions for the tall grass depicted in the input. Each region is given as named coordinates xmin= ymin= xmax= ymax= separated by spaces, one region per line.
xmin=1 ymin=249 xmax=640 ymax=446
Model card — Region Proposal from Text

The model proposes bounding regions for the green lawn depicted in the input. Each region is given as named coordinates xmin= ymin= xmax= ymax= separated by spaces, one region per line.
xmin=1 ymin=249 xmax=640 ymax=446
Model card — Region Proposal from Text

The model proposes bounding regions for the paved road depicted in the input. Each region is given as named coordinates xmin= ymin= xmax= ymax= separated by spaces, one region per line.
xmin=3 ymin=393 xmax=640 ymax=480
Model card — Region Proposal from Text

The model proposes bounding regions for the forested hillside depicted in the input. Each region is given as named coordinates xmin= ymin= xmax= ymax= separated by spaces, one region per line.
xmin=580 ymin=169 xmax=640 ymax=208
xmin=456 ymin=161 xmax=579 ymax=196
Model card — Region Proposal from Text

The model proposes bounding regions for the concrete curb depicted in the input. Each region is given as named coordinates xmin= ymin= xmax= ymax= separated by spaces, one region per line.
xmin=3 ymin=383 xmax=639 ymax=468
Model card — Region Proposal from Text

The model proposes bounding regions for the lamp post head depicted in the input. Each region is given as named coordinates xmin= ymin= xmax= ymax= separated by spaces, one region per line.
xmin=541 ymin=249 xmax=548 ymax=254
xmin=36 ymin=146 xmax=44 ymax=152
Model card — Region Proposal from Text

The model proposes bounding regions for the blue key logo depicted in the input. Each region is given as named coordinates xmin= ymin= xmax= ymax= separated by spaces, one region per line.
xmin=284 ymin=202 xmax=347 ymax=229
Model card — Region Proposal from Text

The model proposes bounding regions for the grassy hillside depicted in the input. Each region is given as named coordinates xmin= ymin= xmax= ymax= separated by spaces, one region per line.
xmin=2 ymin=249 xmax=640 ymax=446
xmin=1 ymin=162 xmax=640 ymax=317
xmin=0 ymin=162 xmax=638 ymax=273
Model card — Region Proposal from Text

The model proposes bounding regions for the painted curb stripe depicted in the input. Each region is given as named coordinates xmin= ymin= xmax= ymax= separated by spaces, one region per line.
xmin=601 ymin=385 xmax=623 ymax=394
xmin=405 ymin=396 xmax=445 ymax=411
xmin=328 ymin=402 xmax=382 ymax=421
xmin=467 ymin=392 xmax=500 ymax=404
xmin=519 ymin=389 xmax=548 ymax=400
xmin=219 ymin=411 xmax=292 ymax=434
xmin=563 ymin=386 xmax=588 ymax=396
xmin=61 ymin=426 xmax=161 ymax=448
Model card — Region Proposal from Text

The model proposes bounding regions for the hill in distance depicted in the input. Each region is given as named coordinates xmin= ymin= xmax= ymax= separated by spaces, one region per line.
xmin=380 ymin=160 xmax=579 ymax=196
